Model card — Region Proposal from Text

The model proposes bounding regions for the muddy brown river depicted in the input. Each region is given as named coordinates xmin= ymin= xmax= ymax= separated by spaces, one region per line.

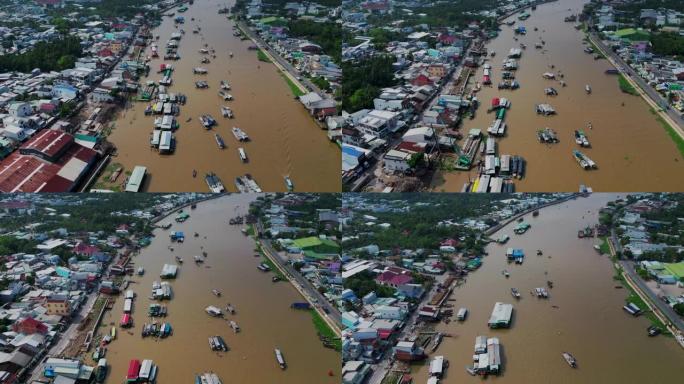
xmin=410 ymin=194 xmax=683 ymax=383
xmin=105 ymin=0 xmax=340 ymax=192
xmin=433 ymin=0 xmax=684 ymax=192
xmin=98 ymin=195 xmax=339 ymax=383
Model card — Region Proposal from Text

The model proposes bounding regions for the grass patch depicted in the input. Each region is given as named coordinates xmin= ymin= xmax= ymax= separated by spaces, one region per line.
xmin=93 ymin=162 xmax=124 ymax=192
xmin=310 ymin=309 xmax=342 ymax=351
xmin=381 ymin=372 xmax=401 ymax=384
xmin=598 ymin=236 xmax=610 ymax=255
xmin=612 ymin=262 xmax=671 ymax=335
xmin=258 ymin=248 xmax=285 ymax=280
xmin=624 ymin=290 xmax=670 ymax=335
xmin=649 ymin=108 xmax=684 ymax=157
xmin=246 ymin=224 xmax=255 ymax=237
xmin=618 ymin=74 xmax=638 ymax=95
xmin=585 ymin=38 xmax=606 ymax=59
xmin=279 ymin=72 xmax=306 ymax=97
xmin=256 ymin=49 xmax=271 ymax=63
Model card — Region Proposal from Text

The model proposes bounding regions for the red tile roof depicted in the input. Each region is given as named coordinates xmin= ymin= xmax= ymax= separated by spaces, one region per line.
xmin=0 ymin=134 xmax=97 ymax=193
xmin=21 ymin=129 xmax=73 ymax=159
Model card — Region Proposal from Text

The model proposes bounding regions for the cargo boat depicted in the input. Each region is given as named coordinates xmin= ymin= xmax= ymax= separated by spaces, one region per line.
xmin=218 ymin=91 xmax=233 ymax=101
xmin=206 ymin=305 xmax=223 ymax=317
xmin=221 ymin=106 xmax=233 ymax=118
xmin=231 ymin=127 xmax=249 ymax=141
xmin=205 ymin=172 xmax=225 ymax=193
xmin=574 ymin=130 xmax=590 ymax=147
xmin=209 ymin=336 xmax=228 ymax=351
xmin=572 ymin=150 xmax=597 ymax=170
xmin=199 ymin=114 xmax=216 ymax=128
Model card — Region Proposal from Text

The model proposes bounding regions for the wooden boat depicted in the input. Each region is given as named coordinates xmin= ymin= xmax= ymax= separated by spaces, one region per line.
xmin=215 ymin=133 xmax=225 ymax=149
xmin=275 ymin=348 xmax=286 ymax=369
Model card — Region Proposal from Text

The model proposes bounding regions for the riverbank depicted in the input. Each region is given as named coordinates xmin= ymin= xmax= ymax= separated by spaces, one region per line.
xmin=99 ymin=195 xmax=340 ymax=382
xmin=409 ymin=194 xmax=684 ymax=383
xmin=435 ymin=0 xmax=684 ymax=191
xmin=100 ymin=0 xmax=340 ymax=192
xmin=586 ymin=31 xmax=684 ymax=156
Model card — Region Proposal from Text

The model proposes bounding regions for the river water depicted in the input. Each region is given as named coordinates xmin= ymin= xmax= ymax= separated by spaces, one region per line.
xmin=410 ymin=194 xmax=683 ymax=383
xmin=105 ymin=0 xmax=340 ymax=192
xmin=98 ymin=195 xmax=339 ymax=383
xmin=433 ymin=0 xmax=684 ymax=192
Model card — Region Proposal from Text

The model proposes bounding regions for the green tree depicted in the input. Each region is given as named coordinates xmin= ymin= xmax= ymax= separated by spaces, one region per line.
xmin=674 ymin=302 xmax=684 ymax=316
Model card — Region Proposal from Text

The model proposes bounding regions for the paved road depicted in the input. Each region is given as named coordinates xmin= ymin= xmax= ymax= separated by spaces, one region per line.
xmin=588 ymin=32 xmax=684 ymax=137
xmin=609 ymin=215 xmax=684 ymax=333
xmin=25 ymin=293 xmax=99 ymax=382
xmin=255 ymin=222 xmax=342 ymax=330
xmin=237 ymin=20 xmax=321 ymax=95
xmin=619 ymin=259 xmax=684 ymax=332
xmin=366 ymin=274 xmax=448 ymax=384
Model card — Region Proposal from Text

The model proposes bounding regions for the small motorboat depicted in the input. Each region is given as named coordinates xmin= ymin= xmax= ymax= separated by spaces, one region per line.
xmin=212 ymin=289 xmax=221 ymax=297
xmin=562 ymin=352 xmax=577 ymax=368
xmin=192 ymin=169 xmax=197 ymax=178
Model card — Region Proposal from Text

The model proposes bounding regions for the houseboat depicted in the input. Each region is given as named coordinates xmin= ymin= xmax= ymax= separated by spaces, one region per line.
xmin=193 ymin=67 xmax=208 ymax=74
xmin=230 ymin=320 xmax=240 ymax=333
xmin=456 ymin=308 xmax=468 ymax=321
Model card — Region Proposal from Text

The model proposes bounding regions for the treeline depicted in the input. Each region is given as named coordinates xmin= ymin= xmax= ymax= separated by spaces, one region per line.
xmin=650 ymin=32 xmax=684 ymax=58
xmin=0 ymin=36 xmax=82 ymax=73
xmin=342 ymin=194 xmax=504 ymax=251
xmin=286 ymin=20 xmax=343 ymax=63
xmin=341 ymin=55 xmax=396 ymax=112
xmin=48 ymin=0 xmax=157 ymax=20
xmin=370 ymin=0 xmax=499 ymax=29
xmin=617 ymin=0 xmax=684 ymax=17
